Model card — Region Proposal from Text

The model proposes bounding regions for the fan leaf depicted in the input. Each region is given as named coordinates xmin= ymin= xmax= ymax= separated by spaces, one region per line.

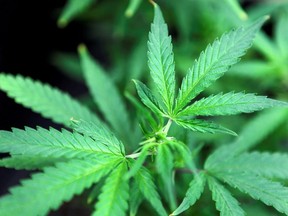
xmin=71 ymin=119 xmax=125 ymax=155
xmin=0 ymin=73 xmax=100 ymax=127
xmin=175 ymin=16 xmax=267 ymax=113
xmin=0 ymin=127 xmax=123 ymax=159
xmin=93 ymin=161 xmax=129 ymax=216
xmin=156 ymin=144 xmax=176 ymax=209
xmin=148 ymin=3 xmax=176 ymax=113
xmin=178 ymin=92 xmax=287 ymax=117
xmin=0 ymin=158 xmax=119 ymax=216
xmin=174 ymin=118 xmax=237 ymax=136
xmin=205 ymin=109 xmax=288 ymax=169
xmin=0 ymin=155 xmax=66 ymax=170
xmin=129 ymin=180 xmax=144 ymax=216
xmin=133 ymin=80 xmax=165 ymax=115
xmin=79 ymin=45 xmax=132 ymax=146
xmin=216 ymin=172 xmax=288 ymax=215
xmin=171 ymin=172 xmax=206 ymax=215
xmin=209 ymin=152 xmax=288 ymax=180
xmin=208 ymin=176 xmax=245 ymax=216
xmin=135 ymin=167 xmax=167 ymax=216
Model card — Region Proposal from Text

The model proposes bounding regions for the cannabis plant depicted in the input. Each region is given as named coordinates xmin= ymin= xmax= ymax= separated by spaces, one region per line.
xmin=1 ymin=3 xmax=288 ymax=216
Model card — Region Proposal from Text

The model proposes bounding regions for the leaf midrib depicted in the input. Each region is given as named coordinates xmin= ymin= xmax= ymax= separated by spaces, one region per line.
xmin=151 ymin=22 xmax=174 ymax=113
xmin=3 ymin=139 xmax=121 ymax=157
xmin=179 ymin=98 xmax=266 ymax=116
xmin=103 ymin=163 xmax=126 ymax=216
xmin=176 ymin=28 xmax=252 ymax=113
xmin=224 ymin=174 xmax=288 ymax=205
xmin=210 ymin=179 xmax=237 ymax=216
xmin=2 ymin=159 xmax=120 ymax=214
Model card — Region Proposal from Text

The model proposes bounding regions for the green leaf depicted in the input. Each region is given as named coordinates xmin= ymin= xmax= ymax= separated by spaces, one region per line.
xmin=0 ymin=155 xmax=66 ymax=170
xmin=216 ymin=172 xmax=288 ymax=215
xmin=248 ymin=2 xmax=285 ymax=20
xmin=209 ymin=152 xmax=288 ymax=180
xmin=148 ymin=3 xmax=176 ymax=113
xmin=133 ymin=80 xmax=165 ymax=115
xmin=230 ymin=108 xmax=288 ymax=152
xmin=230 ymin=60 xmax=275 ymax=79
xmin=174 ymin=118 xmax=237 ymax=136
xmin=0 ymin=158 xmax=119 ymax=216
xmin=255 ymin=31 xmax=279 ymax=62
xmin=71 ymin=119 xmax=125 ymax=155
xmin=78 ymin=45 xmax=132 ymax=146
xmin=224 ymin=0 xmax=247 ymax=20
xmin=93 ymin=161 xmax=129 ymax=216
xmin=178 ymin=92 xmax=287 ymax=117
xmin=126 ymin=39 xmax=147 ymax=81
xmin=125 ymin=0 xmax=142 ymax=17
xmin=58 ymin=0 xmax=95 ymax=27
xmin=175 ymin=16 xmax=267 ymax=113
xmin=135 ymin=167 xmax=167 ymax=216
xmin=168 ymin=141 xmax=196 ymax=172
xmin=208 ymin=176 xmax=245 ymax=216
xmin=51 ymin=52 xmax=83 ymax=81
xmin=205 ymin=109 xmax=288 ymax=169
xmin=254 ymin=32 xmax=279 ymax=61
xmin=171 ymin=172 xmax=206 ymax=215
xmin=87 ymin=178 xmax=106 ymax=205
xmin=156 ymin=144 xmax=176 ymax=209
xmin=275 ymin=13 xmax=288 ymax=57
xmin=125 ymin=91 xmax=159 ymax=131
xmin=0 ymin=73 xmax=100 ymax=127
xmin=124 ymin=146 xmax=150 ymax=180
xmin=129 ymin=180 xmax=144 ymax=216
xmin=0 ymin=127 xmax=123 ymax=159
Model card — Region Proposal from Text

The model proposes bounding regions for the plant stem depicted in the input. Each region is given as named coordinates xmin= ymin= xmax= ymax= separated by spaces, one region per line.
xmin=126 ymin=151 xmax=154 ymax=159
xmin=125 ymin=152 xmax=142 ymax=159
xmin=140 ymin=137 xmax=156 ymax=145
xmin=163 ymin=118 xmax=173 ymax=135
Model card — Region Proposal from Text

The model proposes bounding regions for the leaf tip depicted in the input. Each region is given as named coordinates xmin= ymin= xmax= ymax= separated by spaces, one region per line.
xmin=230 ymin=130 xmax=238 ymax=137
xmin=125 ymin=9 xmax=133 ymax=18
xmin=78 ymin=43 xmax=87 ymax=54
xmin=149 ymin=0 xmax=157 ymax=7
xmin=264 ymin=15 xmax=270 ymax=21
xmin=57 ymin=19 xmax=67 ymax=28
xmin=131 ymin=79 xmax=139 ymax=86
xmin=240 ymin=12 xmax=248 ymax=20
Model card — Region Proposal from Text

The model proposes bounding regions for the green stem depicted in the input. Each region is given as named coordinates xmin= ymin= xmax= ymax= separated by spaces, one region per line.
xmin=125 ymin=152 xmax=142 ymax=159
xmin=163 ymin=118 xmax=173 ymax=135
xmin=140 ymin=137 xmax=156 ymax=145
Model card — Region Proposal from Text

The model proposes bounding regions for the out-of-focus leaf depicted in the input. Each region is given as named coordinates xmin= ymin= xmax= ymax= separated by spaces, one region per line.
xmin=125 ymin=0 xmax=142 ymax=17
xmin=58 ymin=0 xmax=96 ymax=27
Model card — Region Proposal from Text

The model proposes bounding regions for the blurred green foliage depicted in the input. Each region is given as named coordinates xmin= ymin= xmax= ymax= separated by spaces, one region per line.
xmin=53 ymin=1 xmax=288 ymax=214
xmin=1 ymin=0 xmax=288 ymax=215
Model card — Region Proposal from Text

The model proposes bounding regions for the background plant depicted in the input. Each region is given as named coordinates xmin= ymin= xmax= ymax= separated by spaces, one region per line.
xmin=1 ymin=0 xmax=288 ymax=215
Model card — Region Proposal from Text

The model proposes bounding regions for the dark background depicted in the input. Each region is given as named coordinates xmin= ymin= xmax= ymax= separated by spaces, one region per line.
xmin=0 ymin=1 xmax=92 ymax=214
xmin=0 ymin=0 xmax=84 ymax=130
